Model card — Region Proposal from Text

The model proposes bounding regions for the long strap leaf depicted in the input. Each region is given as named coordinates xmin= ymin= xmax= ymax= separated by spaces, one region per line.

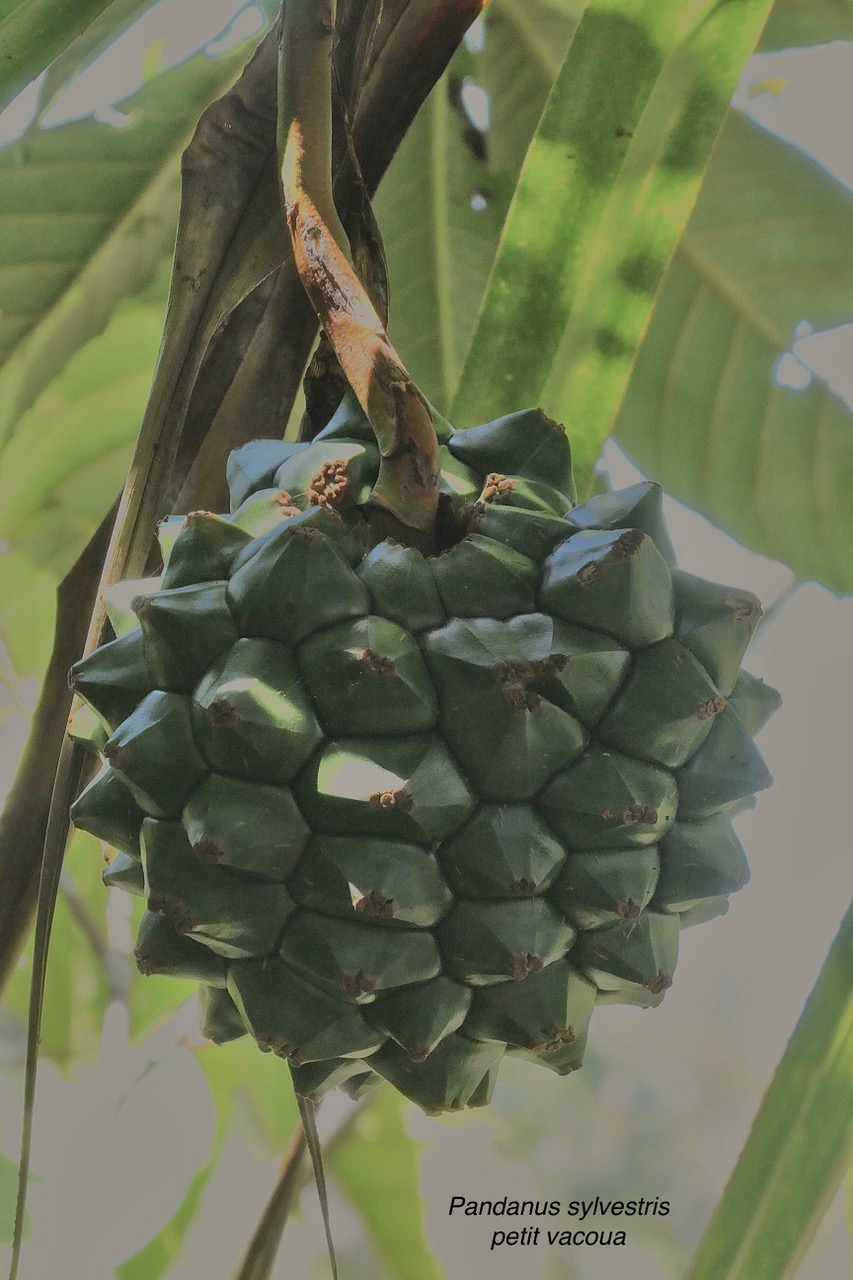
xmin=8 ymin=738 xmax=86 ymax=1280
xmin=688 ymin=898 xmax=853 ymax=1280
xmin=296 ymin=1093 xmax=338 ymax=1280
xmin=451 ymin=0 xmax=775 ymax=489
xmin=0 ymin=0 xmax=118 ymax=111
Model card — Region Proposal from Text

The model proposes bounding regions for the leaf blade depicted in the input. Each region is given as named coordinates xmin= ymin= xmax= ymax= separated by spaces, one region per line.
xmin=688 ymin=898 xmax=853 ymax=1280
xmin=0 ymin=33 xmax=271 ymax=449
xmin=452 ymin=0 xmax=775 ymax=490
xmin=332 ymin=1088 xmax=440 ymax=1280
xmin=614 ymin=112 xmax=853 ymax=591
xmin=0 ymin=0 xmax=119 ymax=111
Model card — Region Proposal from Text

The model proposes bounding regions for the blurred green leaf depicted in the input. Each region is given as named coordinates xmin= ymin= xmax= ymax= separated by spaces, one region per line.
xmin=0 ymin=22 xmax=271 ymax=453
xmin=0 ymin=549 xmax=55 ymax=679
xmin=0 ymin=0 xmax=121 ymax=111
xmin=452 ymin=0 xmax=774 ymax=490
xmin=0 ymin=285 xmax=168 ymax=580
xmin=614 ymin=111 xmax=853 ymax=593
xmin=759 ymin=0 xmax=853 ymax=50
xmin=377 ymin=0 xmax=580 ymax=415
xmin=117 ymin=1160 xmax=214 ymax=1280
xmin=376 ymin=72 xmax=512 ymax=414
xmin=0 ymin=1147 xmax=20 ymax=1242
xmin=332 ymin=1088 xmax=440 ymax=1280
xmin=128 ymin=970 xmax=198 ymax=1046
xmin=4 ymin=831 xmax=111 ymax=1066
xmin=688 ymin=899 xmax=853 ymax=1280
xmin=481 ymin=0 xmax=581 ymax=175
xmin=195 ymin=1038 xmax=299 ymax=1153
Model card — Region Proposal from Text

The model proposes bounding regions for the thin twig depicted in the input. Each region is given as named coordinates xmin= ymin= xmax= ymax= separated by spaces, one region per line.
xmin=230 ymin=1123 xmax=308 ymax=1280
xmin=230 ymin=1094 xmax=372 ymax=1280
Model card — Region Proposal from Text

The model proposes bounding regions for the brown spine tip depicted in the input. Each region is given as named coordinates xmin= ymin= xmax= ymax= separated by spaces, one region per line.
xmin=193 ymin=837 xmax=224 ymax=865
xmin=481 ymin=474 xmax=516 ymax=505
xmin=612 ymin=529 xmax=644 ymax=559
xmin=577 ymin=561 xmax=599 ymax=588
xmin=103 ymin=741 xmax=125 ymax=767
xmin=207 ymin=698 xmax=238 ymax=728
xmin=147 ymin=893 xmax=195 ymax=935
xmin=510 ymin=953 xmax=544 ymax=981
xmin=339 ymin=970 xmax=376 ymax=998
xmin=367 ymin=787 xmax=413 ymax=812
xmin=308 ymin=459 xmax=351 ymax=508
xmin=509 ymin=878 xmax=537 ymax=897
xmin=725 ymin=593 xmax=762 ymax=623
xmin=260 ymin=1036 xmax=298 ymax=1061
xmin=353 ymin=890 xmax=395 ymax=918
xmin=358 ymin=648 xmax=396 ymax=677
xmin=532 ymin=1024 xmax=576 ymax=1054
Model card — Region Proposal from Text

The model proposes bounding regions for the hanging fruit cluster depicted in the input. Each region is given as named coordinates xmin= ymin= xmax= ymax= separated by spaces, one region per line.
xmin=69 ymin=391 xmax=777 ymax=1114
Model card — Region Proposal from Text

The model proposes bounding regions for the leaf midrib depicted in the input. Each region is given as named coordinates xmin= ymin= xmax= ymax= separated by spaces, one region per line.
xmin=679 ymin=231 xmax=789 ymax=352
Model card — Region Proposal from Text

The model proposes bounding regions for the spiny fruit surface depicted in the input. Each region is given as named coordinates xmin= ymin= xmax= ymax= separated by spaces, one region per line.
xmin=69 ymin=395 xmax=778 ymax=1114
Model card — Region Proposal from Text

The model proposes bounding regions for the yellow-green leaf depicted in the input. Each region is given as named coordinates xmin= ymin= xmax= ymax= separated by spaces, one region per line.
xmin=452 ymin=0 xmax=774 ymax=492
xmin=614 ymin=112 xmax=853 ymax=592
xmin=332 ymin=1089 xmax=440 ymax=1280
xmin=688 ymin=898 xmax=853 ymax=1280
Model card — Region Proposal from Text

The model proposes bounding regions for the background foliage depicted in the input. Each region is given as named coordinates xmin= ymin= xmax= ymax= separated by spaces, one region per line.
xmin=0 ymin=0 xmax=850 ymax=1277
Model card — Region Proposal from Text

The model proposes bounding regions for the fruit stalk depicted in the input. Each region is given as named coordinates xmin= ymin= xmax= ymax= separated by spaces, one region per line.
xmin=278 ymin=0 xmax=440 ymax=547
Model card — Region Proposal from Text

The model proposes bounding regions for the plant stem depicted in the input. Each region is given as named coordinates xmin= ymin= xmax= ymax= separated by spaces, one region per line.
xmin=278 ymin=0 xmax=440 ymax=547
xmin=230 ymin=1123 xmax=308 ymax=1280
xmin=230 ymin=1096 xmax=370 ymax=1280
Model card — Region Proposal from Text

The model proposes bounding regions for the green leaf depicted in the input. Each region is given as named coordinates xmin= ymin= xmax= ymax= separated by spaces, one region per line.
xmin=688 ymin=898 xmax=853 ymax=1280
xmin=195 ymin=1038 xmax=299 ymax=1154
xmin=4 ymin=831 xmax=111 ymax=1066
xmin=0 ymin=22 xmax=271 ymax=452
xmin=375 ymin=68 xmax=512 ymax=414
xmin=758 ymin=0 xmax=853 ymax=51
xmin=332 ymin=1088 xmax=440 ymax=1280
xmin=377 ymin=2 xmax=581 ymax=416
xmin=452 ymin=0 xmax=775 ymax=490
xmin=0 ymin=0 xmax=120 ymax=112
xmin=0 ymin=285 xmax=167 ymax=579
xmin=614 ymin=111 xmax=853 ymax=593
xmin=128 ymin=961 xmax=199 ymax=1045
xmin=0 ymin=548 xmax=56 ymax=676
xmin=481 ymin=0 xmax=581 ymax=175
xmin=117 ymin=1159 xmax=214 ymax=1280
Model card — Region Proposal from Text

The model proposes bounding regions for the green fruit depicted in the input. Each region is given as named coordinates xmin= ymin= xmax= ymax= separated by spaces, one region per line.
xmin=69 ymin=399 xmax=776 ymax=1114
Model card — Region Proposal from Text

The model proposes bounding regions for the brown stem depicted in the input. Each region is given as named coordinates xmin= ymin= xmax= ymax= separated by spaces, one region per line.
xmin=230 ymin=1124 xmax=308 ymax=1280
xmin=278 ymin=0 xmax=440 ymax=544
xmin=230 ymin=1096 xmax=369 ymax=1280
